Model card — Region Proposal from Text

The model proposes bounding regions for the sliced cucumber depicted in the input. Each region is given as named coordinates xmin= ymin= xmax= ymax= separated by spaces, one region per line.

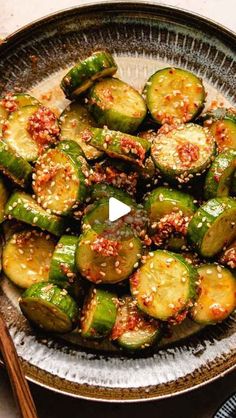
xmin=61 ymin=51 xmax=117 ymax=99
xmin=14 ymin=93 xmax=39 ymax=108
xmin=151 ymin=124 xmax=216 ymax=182
xmin=0 ymin=139 xmax=32 ymax=187
xmin=0 ymin=176 xmax=8 ymax=223
xmin=3 ymin=229 xmax=56 ymax=289
xmin=111 ymin=296 xmax=161 ymax=351
xmin=204 ymin=149 xmax=236 ymax=199
xmin=136 ymin=156 xmax=156 ymax=180
xmin=144 ymin=67 xmax=206 ymax=124
xmin=33 ymin=140 xmax=89 ymax=215
xmin=59 ymin=102 xmax=103 ymax=161
xmin=203 ymin=108 xmax=236 ymax=151
xmin=5 ymin=191 xmax=67 ymax=236
xmin=191 ymin=264 xmax=236 ymax=324
xmin=88 ymin=77 xmax=147 ymax=133
xmin=90 ymin=183 xmax=135 ymax=204
xmin=81 ymin=287 xmax=117 ymax=338
xmin=130 ymin=250 xmax=198 ymax=322
xmin=49 ymin=235 xmax=79 ymax=289
xmin=20 ymin=282 xmax=78 ymax=333
xmin=219 ymin=240 xmax=236 ymax=270
xmin=82 ymin=127 xmax=150 ymax=166
xmin=187 ymin=197 xmax=236 ymax=257
xmin=76 ymin=227 xmax=142 ymax=284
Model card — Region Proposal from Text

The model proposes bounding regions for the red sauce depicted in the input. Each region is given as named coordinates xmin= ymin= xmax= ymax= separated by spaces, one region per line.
xmin=91 ymin=236 xmax=121 ymax=257
xmin=177 ymin=142 xmax=199 ymax=166
xmin=27 ymin=106 xmax=59 ymax=153
xmin=120 ymin=136 xmax=145 ymax=164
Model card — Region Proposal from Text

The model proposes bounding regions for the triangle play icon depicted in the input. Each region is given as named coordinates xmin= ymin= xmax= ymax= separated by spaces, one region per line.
xmin=108 ymin=197 xmax=131 ymax=222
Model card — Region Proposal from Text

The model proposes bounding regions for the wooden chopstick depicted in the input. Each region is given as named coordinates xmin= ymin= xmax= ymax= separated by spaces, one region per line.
xmin=0 ymin=312 xmax=38 ymax=418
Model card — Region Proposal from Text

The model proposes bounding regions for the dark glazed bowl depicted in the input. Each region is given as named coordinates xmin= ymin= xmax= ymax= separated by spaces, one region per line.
xmin=0 ymin=1 xmax=235 ymax=402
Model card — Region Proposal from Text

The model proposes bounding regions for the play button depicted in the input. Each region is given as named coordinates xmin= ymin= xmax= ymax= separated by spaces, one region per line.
xmin=109 ymin=197 xmax=131 ymax=222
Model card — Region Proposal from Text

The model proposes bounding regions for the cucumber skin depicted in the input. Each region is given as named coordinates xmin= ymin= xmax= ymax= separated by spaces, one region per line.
xmin=0 ymin=140 xmax=32 ymax=187
xmin=131 ymin=250 xmax=198 ymax=321
xmin=20 ymin=282 xmax=79 ymax=332
xmin=61 ymin=51 xmax=117 ymax=99
xmin=5 ymin=191 xmax=67 ymax=236
xmin=86 ymin=127 xmax=150 ymax=165
xmin=88 ymin=78 xmax=147 ymax=134
xmin=187 ymin=197 xmax=236 ymax=257
xmin=49 ymin=235 xmax=79 ymax=289
xmin=204 ymin=150 xmax=236 ymax=199
xmin=81 ymin=287 xmax=117 ymax=338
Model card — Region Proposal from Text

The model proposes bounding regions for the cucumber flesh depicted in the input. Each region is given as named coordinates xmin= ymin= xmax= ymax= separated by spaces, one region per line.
xmin=192 ymin=264 xmax=236 ymax=324
xmin=203 ymin=108 xmax=236 ymax=151
xmin=0 ymin=139 xmax=32 ymax=187
xmin=130 ymin=250 xmax=198 ymax=322
xmin=204 ymin=149 xmax=236 ymax=199
xmin=49 ymin=235 xmax=79 ymax=289
xmin=111 ymin=296 xmax=161 ymax=351
xmin=151 ymin=124 xmax=216 ymax=182
xmin=20 ymin=282 xmax=78 ymax=333
xmin=59 ymin=102 xmax=103 ymax=161
xmin=81 ymin=287 xmax=117 ymax=338
xmin=88 ymin=77 xmax=147 ymax=133
xmin=33 ymin=141 xmax=89 ymax=215
xmin=90 ymin=183 xmax=135 ymax=204
xmin=187 ymin=197 xmax=236 ymax=257
xmin=5 ymin=191 xmax=67 ymax=236
xmin=61 ymin=51 xmax=117 ymax=99
xmin=76 ymin=226 xmax=142 ymax=284
xmin=3 ymin=229 xmax=56 ymax=289
xmin=144 ymin=67 xmax=206 ymax=124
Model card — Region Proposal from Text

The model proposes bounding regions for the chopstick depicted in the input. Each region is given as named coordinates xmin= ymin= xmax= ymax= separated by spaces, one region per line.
xmin=0 ymin=312 xmax=38 ymax=418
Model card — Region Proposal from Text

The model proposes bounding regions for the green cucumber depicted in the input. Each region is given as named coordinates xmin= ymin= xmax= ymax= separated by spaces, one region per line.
xmin=130 ymin=250 xmax=198 ymax=322
xmin=203 ymin=108 xmax=236 ymax=152
xmin=90 ymin=183 xmax=135 ymax=204
xmin=136 ymin=156 xmax=156 ymax=180
xmin=20 ymin=282 xmax=78 ymax=333
xmin=3 ymin=229 xmax=56 ymax=289
xmin=76 ymin=227 xmax=142 ymax=284
xmin=111 ymin=296 xmax=161 ymax=351
xmin=0 ymin=176 xmax=8 ymax=223
xmin=33 ymin=140 xmax=89 ymax=215
xmin=59 ymin=102 xmax=103 ymax=161
xmin=0 ymin=93 xmax=38 ymax=135
xmin=82 ymin=127 xmax=150 ymax=166
xmin=49 ymin=235 xmax=79 ymax=289
xmin=151 ymin=124 xmax=216 ymax=182
xmin=187 ymin=197 xmax=236 ymax=257
xmin=191 ymin=264 xmax=236 ymax=324
xmin=61 ymin=51 xmax=117 ymax=99
xmin=81 ymin=287 xmax=117 ymax=338
xmin=204 ymin=150 xmax=236 ymax=198
xmin=88 ymin=77 xmax=147 ymax=133
xmin=5 ymin=191 xmax=67 ymax=236
xmin=13 ymin=93 xmax=39 ymax=108
xmin=0 ymin=139 xmax=32 ymax=187
xmin=144 ymin=67 xmax=206 ymax=124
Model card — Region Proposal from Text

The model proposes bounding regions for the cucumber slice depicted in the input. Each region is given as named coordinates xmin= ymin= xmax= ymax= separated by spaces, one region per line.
xmin=0 ymin=176 xmax=8 ymax=223
xmin=5 ymin=191 xmax=67 ymax=236
xmin=76 ymin=227 xmax=142 ymax=284
xmin=3 ymin=229 xmax=56 ymax=289
xmin=191 ymin=264 xmax=236 ymax=324
xmin=130 ymin=250 xmax=198 ymax=322
xmin=81 ymin=287 xmax=117 ymax=338
xmin=3 ymin=105 xmax=59 ymax=161
xmin=203 ymin=108 xmax=236 ymax=151
xmin=33 ymin=140 xmax=89 ymax=215
xmin=204 ymin=150 xmax=236 ymax=199
xmin=61 ymin=51 xmax=117 ymax=99
xmin=136 ymin=156 xmax=156 ymax=180
xmin=14 ymin=93 xmax=39 ymax=108
xmin=144 ymin=67 xmax=206 ymax=124
xmin=20 ymin=282 xmax=79 ymax=333
xmin=111 ymin=296 xmax=161 ymax=351
xmin=187 ymin=197 xmax=236 ymax=257
xmin=90 ymin=183 xmax=135 ymax=204
xmin=3 ymin=105 xmax=40 ymax=161
xmin=144 ymin=187 xmax=196 ymax=246
xmin=151 ymin=124 xmax=216 ymax=182
xmin=83 ymin=127 xmax=150 ymax=166
xmin=0 ymin=139 xmax=32 ymax=187
xmin=219 ymin=240 xmax=236 ymax=270
xmin=59 ymin=102 xmax=103 ymax=161
xmin=49 ymin=235 xmax=79 ymax=289
xmin=88 ymin=77 xmax=147 ymax=133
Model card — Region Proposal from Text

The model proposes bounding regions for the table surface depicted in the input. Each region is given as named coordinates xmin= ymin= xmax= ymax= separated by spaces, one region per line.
xmin=0 ymin=1 xmax=235 ymax=417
